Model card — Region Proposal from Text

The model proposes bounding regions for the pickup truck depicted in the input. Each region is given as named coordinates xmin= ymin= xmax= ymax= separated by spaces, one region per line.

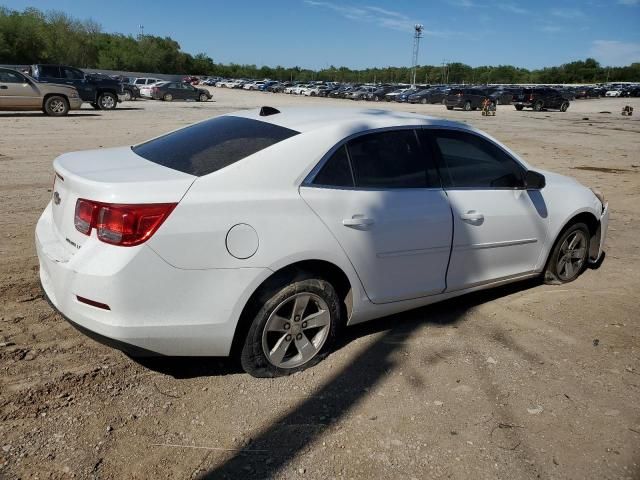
xmin=30 ymin=64 xmax=124 ymax=110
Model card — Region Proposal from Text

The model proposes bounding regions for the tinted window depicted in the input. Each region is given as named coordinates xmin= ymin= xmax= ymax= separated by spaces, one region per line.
xmin=62 ymin=67 xmax=84 ymax=80
xmin=40 ymin=65 xmax=61 ymax=78
xmin=431 ymin=130 xmax=524 ymax=188
xmin=132 ymin=116 xmax=299 ymax=177
xmin=346 ymin=130 xmax=431 ymax=188
xmin=0 ymin=69 xmax=25 ymax=83
xmin=313 ymin=146 xmax=353 ymax=187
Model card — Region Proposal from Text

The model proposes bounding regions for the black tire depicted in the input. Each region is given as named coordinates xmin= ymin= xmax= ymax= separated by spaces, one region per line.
xmin=544 ymin=222 xmax=591 ymax=284
xmin=199 ymin=93 xmax=208 ymax=102
xmin=463 ymin=101 xmax=472 ymax=111
xmin=560 ymin=102 xmax=569 ymax=112
xmin=123 ymin=90 xmax=132 ymax=101
xmin=240 ymin=274 xmax=341 ymax=378
xmin=43 ymin=95 xmax=69 ymax=116
xmin=373 ymin=95 xmax=379 ymax=101
xmin=420 ymin=98 xmax=427 ymax=104
xmin=446 ymin=106 xmax=454 ymax=110
xmin=515 ymin=105 xmax=524 ymax=111
xmin=97 ymin=92 xmax=117 ymax=110
xmin=533 ymin=101 xmax=543 ymax=112
xmin=163 ymin=93 xmax=173 ymax=102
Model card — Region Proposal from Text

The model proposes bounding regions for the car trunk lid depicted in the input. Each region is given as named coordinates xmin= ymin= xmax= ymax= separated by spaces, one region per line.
xmin=50 ymin=146 xmax=196 ymax=255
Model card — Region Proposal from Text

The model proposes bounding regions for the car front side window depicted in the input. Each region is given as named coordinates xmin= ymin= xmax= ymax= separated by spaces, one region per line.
xmin=0 ymin=70 xmax=25 ymax=83
xmin=429 ymin=129 xmax=525 ymax=189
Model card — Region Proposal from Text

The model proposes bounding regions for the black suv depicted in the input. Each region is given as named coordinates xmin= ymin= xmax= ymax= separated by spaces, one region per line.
xmin=512 ymin=87 xmax=570 ymax=112
xmin=30 ymin=64 xmax=124 ymax=110
xmin=444 ymin=88 xmax=490 ymax=111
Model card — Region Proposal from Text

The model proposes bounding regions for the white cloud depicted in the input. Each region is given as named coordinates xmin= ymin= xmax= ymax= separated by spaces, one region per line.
xmin=618 ymin=0 xmax=639 ymax=5
xmin=304 ymin=0 xmax=464 ymax=36
xmin=498 ymin=3 xmax=529 ymax=14
xmin=590 ymin=40 xmax=640 ymax=66
xmin=550 ymin=8 xmax=586 ymax=18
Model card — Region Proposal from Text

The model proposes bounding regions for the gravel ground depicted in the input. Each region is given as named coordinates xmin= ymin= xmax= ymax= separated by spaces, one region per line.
xmin=1 ymin=89 xmax=639 ymax=479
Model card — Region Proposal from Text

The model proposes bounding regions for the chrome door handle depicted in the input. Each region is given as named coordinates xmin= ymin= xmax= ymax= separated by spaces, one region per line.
xmin=460 ymin=210 xmax=484 ymax=222
xmin=342 ymin=216 xmax=375 ymax=227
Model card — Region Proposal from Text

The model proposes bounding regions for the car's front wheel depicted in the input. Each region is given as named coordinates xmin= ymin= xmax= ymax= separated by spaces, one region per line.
xmin=560 ymin=101 xmax=569 ymax=112
xmin=240 ymin=275 xmax=341 ymax=377
xmin=544 ymin=222 xmax=590 ymax=284
xmin=43 ymin=95 xmax=69 ymax=116
xmin=199 ymin=93 xmax=208 ymax=102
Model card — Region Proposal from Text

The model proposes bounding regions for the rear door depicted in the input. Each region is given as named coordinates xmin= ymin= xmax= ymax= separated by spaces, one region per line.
xmin=0 ymin=69 xmax=40 ymax=108
xmin=300 ymin=128 xmax=453 ymax=304
xmin=423 ymin=128 xmax=548 ymax=290
xmin=61 ymin=67 xmax=91 ymax=101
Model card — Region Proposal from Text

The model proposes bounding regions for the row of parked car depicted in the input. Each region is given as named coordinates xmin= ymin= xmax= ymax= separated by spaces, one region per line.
xmin=0 ymin=64 xmax=215 ymax=116
xmin=209 ymin=78 xmax=640 ymax=112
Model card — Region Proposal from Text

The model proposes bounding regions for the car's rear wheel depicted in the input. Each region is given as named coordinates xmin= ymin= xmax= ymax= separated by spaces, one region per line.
xmin=515 ymin=105 xmax=524 ymax=111
xmin=123 ymin=90 xmax=132 ymax=101
xmin=446 ymin=106 xmax=454 ymax=110
xmin=464 ymin=101 xmax=472 ymax=111
xmin=533 ymin=101 xmax=543 ymax=112
xmin=97 ymin=92 xmax=117 ymax=110
xmin=43 ymin=96 xmax=69 ymax=116
xmin=560 ymin=101 xmax=569 ymax=112
xmin=163 ymin=93 xmax=173 ymax=102
xmin=199 ymin=93 xmax=208 ymax=102
xmin=421 ymin=98 xmax=427 ymax=104
xmin=544 ymin=223 xmax=590 ymax=284
xmin=240 ymin=275 xmax=341 ymax=377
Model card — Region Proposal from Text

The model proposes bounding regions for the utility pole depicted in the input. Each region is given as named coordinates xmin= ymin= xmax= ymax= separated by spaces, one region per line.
xmin=411 ymin=24 xmax=424 ymax=87
xmin=138 ymin=24 xmax=144 ymax=39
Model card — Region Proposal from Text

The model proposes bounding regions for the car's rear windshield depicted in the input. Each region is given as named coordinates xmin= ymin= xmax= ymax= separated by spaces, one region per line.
xmin=132 ymin=115 xmax=299 ymax=176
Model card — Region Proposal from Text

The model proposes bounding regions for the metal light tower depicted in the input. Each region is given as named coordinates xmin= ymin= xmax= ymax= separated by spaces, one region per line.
xmin=411 ymin=24 xmax=424 ymax=87
xmin=138 ymin=24 xmax=145 ymax=39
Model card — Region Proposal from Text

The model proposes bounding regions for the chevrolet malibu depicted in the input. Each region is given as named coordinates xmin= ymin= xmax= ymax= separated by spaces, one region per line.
xmin=36 ymin=107 xmax=609 ymax=377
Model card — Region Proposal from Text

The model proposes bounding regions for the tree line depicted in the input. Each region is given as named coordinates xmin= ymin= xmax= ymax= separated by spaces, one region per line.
xmin=1 ymin=7 xmax=638 ymax=84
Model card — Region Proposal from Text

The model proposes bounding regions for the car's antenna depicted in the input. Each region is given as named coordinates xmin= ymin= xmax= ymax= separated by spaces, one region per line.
xmin=259 ymin=106 xmax=280 ymax=116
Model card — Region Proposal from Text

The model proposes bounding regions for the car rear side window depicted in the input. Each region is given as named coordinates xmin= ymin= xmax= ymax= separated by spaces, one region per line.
xmin=132 ymin=116 xmax=299 ymax=176
xmin=313 ymin=145 xmax=354 ymax=187
xmin=430 ymin=130 xmax=525 ymax=189
xmin=346 ymin=130 xmax=433 ymax=189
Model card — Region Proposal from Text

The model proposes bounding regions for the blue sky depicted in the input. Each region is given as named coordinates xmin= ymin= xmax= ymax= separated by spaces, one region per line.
xmin=3 ymin=0 xmax=640 ymax=68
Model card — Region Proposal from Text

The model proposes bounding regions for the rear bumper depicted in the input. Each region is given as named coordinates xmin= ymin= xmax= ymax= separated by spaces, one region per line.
xmin=36 ymin=203 xmax=270 ymax=356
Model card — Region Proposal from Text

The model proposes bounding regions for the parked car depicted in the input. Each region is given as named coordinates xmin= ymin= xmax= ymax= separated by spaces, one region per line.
xmin=0 ymin=67 xmax=82 ymax=116
xmin=408 ymin=88 xmax=434 ymax=104
xmin=485 ymin=87 xmax=519 ymax=105
xmin=120 ymin=81 xmax=140 ymax=101
xmin=395 ymin=88 xmax=420 ymax=103
xmin=133 ymin=77 xmax=162 ymax=88
xmin=37 ymin=107 xmax=608 ymax=377
xmin=512 ymin=87 xmax=570 ymax=111
xmin=183 ymin=76 xmax=200 ymax=85
xmin=605 ymin=89 xmax=622 ymax=97
xmin=30 ymin=64 xmax=124 ymax=110
xmin=139 ymin=81 xmax=168 ymax=99
xmin=244 ymin=81 xmax=266 ymax=90
xmin=444 ymin=88 xmax=491 ymax=111
xmin=151 ymin=82 xmax=212 ymax=102
xmin=303 ymin=85 xmax=329 ymax=97
xmin=365 ymin=85 xmax=396 ymax=101
xmin=384 ymin=88 xmax=411 ymax=102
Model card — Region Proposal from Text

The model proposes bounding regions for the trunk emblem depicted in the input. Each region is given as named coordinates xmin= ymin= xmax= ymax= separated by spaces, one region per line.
xmin=53 ymin=191 xmax=61 ymax=205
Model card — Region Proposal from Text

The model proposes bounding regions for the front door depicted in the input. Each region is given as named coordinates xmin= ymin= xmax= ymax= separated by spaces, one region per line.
xmin=300 ymin=128 xmax=453 ymax=304
xmin=423 ymin=128 xmax=548 ymax=291
xmin=0 ymin=69 xmax=40 ymax=108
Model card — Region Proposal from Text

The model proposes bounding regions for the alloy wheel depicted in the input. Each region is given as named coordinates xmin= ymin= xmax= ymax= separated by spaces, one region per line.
xmin=557 ymin=230 xmax=587 ymax=281
xmin=50 ymin=99 xmax=65 ymax=114
xmin=261 ymin=293 xmax=331 ymax=369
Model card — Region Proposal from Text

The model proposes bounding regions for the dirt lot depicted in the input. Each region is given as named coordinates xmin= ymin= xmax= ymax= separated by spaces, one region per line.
xmin=1 ymin=90 xmax=639 ymax=480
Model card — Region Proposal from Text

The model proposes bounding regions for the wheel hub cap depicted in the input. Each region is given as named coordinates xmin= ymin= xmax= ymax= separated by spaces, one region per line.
xmin=557 ymin=231 xmax=587 ymax=281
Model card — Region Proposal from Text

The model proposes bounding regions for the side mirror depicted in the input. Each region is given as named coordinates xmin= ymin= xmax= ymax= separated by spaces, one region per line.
xmin=525 ymin=170 xmax=546 ymax=190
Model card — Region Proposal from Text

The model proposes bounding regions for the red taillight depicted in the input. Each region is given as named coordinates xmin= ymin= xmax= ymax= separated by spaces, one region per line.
xmin=529 ymin=95 xmax=534 ymax=101
xmin=74 ymin=199 xmax=176 ymax=247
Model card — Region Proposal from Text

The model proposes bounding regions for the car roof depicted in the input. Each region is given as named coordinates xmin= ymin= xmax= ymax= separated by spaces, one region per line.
xmin=228 ymin=107 xmax=467 ymax=134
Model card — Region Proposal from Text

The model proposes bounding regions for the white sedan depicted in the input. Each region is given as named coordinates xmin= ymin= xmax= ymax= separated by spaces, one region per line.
xmin=36 ymin=107 xmax=609 ymax=377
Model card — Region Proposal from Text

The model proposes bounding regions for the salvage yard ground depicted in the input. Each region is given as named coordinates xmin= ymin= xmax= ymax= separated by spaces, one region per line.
xmin=1 ymin=90 xmax=639 ymax=479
